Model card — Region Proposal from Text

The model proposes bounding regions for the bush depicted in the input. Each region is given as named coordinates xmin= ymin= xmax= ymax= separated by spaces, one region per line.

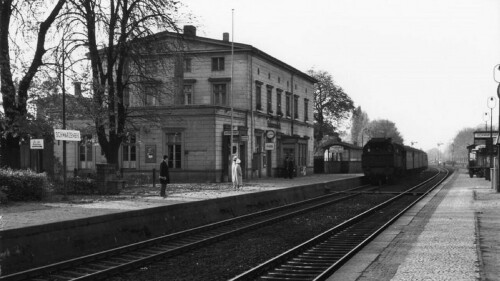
xmin=68 ymin=177 xmax=98 ymax=195
xmin=0 ymin=168 xmax=51 ymax=201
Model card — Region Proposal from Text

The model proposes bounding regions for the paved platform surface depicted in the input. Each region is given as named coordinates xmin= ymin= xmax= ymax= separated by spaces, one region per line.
xmin=0 ymin=173 xmax=362 ymax=231
xmin=327 ymin=169 xmax=500 ymax=281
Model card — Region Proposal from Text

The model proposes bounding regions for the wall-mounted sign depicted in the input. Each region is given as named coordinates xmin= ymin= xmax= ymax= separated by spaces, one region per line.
xmin=265 ymin=143 xmax=275 ymax=150
xmin=54 ymin=129 xmax=81 ymax=141
xmin=145 ymin=144 xmax=156 ymax=163
xmin=30 ymin=139 xmax=44 ymax=149
xmin=224 ymin=130 xmax=240 ymax=136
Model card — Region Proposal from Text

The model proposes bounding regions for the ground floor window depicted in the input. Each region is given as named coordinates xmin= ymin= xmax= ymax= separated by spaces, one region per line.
xmin=79 ymin=135 xmax=93 ymax=169
xmin=166 ymin=133 xmax=182 ymax=168
xmin=122 ymin=134 xmax=137 ymax=168
xmin=298 ymin=143 xmax=307 ymax=166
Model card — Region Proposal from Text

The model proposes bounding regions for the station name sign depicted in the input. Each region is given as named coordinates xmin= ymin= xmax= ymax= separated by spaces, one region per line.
xmin=54 ymin=129 xmax=81 ymax=141
xmin=474 ymin=132 xmax=499 ymax=139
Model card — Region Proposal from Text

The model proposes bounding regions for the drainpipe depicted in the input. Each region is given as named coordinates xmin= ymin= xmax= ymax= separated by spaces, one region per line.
xmin=249 ymin=54 xmax=254 ymax=179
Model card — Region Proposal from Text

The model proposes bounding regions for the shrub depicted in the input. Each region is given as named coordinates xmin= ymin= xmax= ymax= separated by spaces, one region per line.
xmin=0 ymin=168 xmax=51 ymax=201
xmin=68 ymin=177 xmax=98 ymax=195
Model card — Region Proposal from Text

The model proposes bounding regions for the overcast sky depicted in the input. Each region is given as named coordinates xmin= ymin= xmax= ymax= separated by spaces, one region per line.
xmin=179 ymin=0 xmax=500 ymax=151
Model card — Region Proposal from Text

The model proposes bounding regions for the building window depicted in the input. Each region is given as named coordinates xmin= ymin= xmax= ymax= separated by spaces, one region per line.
xmin=298 ymin=143 xmax=307 ymax=166
xmin=166 ymin=133 xmax=182 ymax=168
xmin=79 ymin=135 xmax=93 ymax=168
xmin=184 ymin=84 xmax=193 ymax=105
xmin=184 ymin=58 xmax=192 ymax=72
xmin=294 ymin=95 xmax=299 ymax=119
xmin=266 ymin=86 xmax=273 ymax=114
xmin=123 ymin=134 xmax=137 ymax=168
xmin=145 ymin=84 xmax=157 ymax=106
xmin=212 ymin=57 xmax=225 ymax=71
xmin=145 ymin=58 xmax=157 ymax=76
xmin=276 ymin=89 xmax=282 ymax=115
xmin=256 ymin=135 xmax=262 ymax=153
xmin=286 ymin=93 xmax=291 ymax=117
xmin=304 ymin=98 xmax=309 ymax=121
xmin=256 ymin=82 xmax=262 ymax=110
xmin=213 ymin=83 xmax=227 ymax=105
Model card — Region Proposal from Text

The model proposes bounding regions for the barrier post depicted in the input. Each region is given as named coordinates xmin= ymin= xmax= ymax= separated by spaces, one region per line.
xmin=153 ymin=168 xmax=156 ymax=188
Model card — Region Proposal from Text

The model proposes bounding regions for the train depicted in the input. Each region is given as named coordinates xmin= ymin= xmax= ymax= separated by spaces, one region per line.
xmin=362 ymin=138 xmax=428 ymax=184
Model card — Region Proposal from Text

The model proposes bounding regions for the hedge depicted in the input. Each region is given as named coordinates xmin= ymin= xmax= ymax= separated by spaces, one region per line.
xmin=0 ymin=168 xmax=51 ymax=201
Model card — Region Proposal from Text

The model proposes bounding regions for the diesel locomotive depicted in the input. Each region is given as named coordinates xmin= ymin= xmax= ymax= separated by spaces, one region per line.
xmin=362 ymin=138 xmax=428 ymax=184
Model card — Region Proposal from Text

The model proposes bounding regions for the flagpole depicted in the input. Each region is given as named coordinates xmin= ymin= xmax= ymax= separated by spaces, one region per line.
xmin=230 ymin=9 xmax=235 ymax=163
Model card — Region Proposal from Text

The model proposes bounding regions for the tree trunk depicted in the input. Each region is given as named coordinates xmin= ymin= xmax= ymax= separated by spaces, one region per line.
xmin=0 ymin=134 xmax=20 ymax=169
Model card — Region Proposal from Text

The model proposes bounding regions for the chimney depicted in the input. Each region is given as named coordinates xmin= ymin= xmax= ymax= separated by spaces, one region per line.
xmin=183 ymin=25 xmax=196 ymax=37
xmin=223 ymin=32 xmax=230 ymax=42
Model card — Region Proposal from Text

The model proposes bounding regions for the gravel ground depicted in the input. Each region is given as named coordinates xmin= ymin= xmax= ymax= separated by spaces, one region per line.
xmin=109 ymin=194 xmax=395 ymax=281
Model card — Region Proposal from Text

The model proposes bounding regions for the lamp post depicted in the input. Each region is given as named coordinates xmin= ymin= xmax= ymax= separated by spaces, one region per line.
xmin=483 ymin=112 xmax=489 ymax=131
xmin=494 ymin=64 xmax=500 ymax=191
xmin=437 ymin=142 xmax=443 ymax=166
xmin=487 ymin=96 xmax=496 ymax=181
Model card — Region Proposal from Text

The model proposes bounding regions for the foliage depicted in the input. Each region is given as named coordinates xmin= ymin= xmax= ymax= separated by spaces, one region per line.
xmin=0 ymin=168 xmax=51 ymax=201
xmin=350 ymin=106 xmax=370 ymax=146
xmin=307 ymin=69 xmax=354 ymax=141
xmin=67 ymin=176 xmax=98 ymax=195
xmin=367 ymin=119 xmax=404 ymax=144
xmin=61 ymin=0 xmax=184 ymax=165
xmin=443 ymin=127 xmax=479 ymax=163
xmin=0 ymin=0 xmax=66 ymax=168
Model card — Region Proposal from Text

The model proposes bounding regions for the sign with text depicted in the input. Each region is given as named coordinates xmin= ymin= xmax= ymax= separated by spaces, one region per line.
xmin=265 ymin=143 xmax=275 ymax=150
xmin=54 ymin=129 xmax=81 ymax=141
xmin=30 ymin=139 xmax=44 ymax=149
xmin=329 ymin=145 xmax=344 ymax=153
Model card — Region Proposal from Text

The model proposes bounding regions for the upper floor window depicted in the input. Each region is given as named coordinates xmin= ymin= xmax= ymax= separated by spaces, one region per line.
xmin=294 ymin=95 xmax=299 ymax=119
xmin=213 ymin=83 xmax=227 ymax=105
xmin=255 ymin=82 xmax=262 ymax=110
xmin=145 ymin=84 xmax=157 ymax=106
xmin=266 ymin=85 xmax=273 ymax=114
xmin=304 ymin=98 xmax=309 ymax=121
xmin=184 ymin=84 xmax=193 ymax=105
xmin=184 ymin=58 xmax=192 ymax=72
xmin=286 ymin=93 xmax=291 ymax=117
xmin=276 ymin=89 xmax=283 ymax=115
xmin=145 ymin=58 xmax=157 ymax=76
xmin=212 ymin=57 xmax=225 ymax=71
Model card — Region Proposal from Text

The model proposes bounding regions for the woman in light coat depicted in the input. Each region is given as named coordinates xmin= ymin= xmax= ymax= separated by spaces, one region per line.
xmin=232 ymin=157 xmax=243 ymax=189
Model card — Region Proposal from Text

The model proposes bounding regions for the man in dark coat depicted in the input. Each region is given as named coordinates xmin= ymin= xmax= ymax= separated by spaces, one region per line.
xmin=159 ymin=155 xmax=170 ymax=197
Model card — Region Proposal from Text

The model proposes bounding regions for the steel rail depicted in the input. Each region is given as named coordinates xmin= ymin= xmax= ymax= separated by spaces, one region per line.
xmin=1 ymin=183 xmax=374 ymax=281
xmin=229 ymin=168 xmax=449 ymax=281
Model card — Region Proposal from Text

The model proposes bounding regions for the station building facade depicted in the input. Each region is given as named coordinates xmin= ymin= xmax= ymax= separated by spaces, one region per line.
xmin=56 ymin=26 xmax=317 ymax=182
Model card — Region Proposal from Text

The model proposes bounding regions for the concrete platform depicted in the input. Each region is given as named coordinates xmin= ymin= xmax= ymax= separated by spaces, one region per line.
xmin=0 ymin=173 xmax=363 ymax=275
xmin=327 ymin=169 xmax=500 ymax=281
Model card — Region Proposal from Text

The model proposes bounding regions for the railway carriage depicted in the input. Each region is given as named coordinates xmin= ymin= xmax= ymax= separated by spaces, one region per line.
xmin=362 ymin=138 xmax=428 ymax=184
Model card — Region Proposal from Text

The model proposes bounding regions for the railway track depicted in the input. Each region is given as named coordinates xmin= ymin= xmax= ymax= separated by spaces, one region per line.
xmin=1 ymin=183 xmax=376 ymax=281
xmin=230 ymin=167 xmax=450 ymax=281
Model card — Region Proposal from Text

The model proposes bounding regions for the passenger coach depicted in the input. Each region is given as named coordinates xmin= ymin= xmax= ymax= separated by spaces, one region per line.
xmin=362 ymin=138 xmax=428 ymax=184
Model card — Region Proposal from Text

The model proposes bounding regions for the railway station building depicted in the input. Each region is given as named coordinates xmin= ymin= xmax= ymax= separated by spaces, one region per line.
xmin=51 ymin=26 xmax=317 ymax=183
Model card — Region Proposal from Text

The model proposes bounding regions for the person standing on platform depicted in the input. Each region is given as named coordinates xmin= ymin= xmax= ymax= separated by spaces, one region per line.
xmin=232 ymin=156 xmax=243 ymax=189
xmin=159 ymin=155 xmax=170 ymax=197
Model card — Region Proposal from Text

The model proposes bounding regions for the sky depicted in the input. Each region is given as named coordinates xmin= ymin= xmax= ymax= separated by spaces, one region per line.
xmin=178 ymin=0 xmax=500 ymax=151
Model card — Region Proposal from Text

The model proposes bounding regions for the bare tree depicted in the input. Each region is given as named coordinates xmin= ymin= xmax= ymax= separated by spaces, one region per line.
xmin=0 ymin=0 xmax=66 ymax=168
xmin=64 ymin=0 xmax=183 ymax=165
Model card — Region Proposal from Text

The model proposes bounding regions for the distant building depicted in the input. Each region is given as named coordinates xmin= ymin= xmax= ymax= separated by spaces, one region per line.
xmin=53 ymin=25 xmax=317 ymax=182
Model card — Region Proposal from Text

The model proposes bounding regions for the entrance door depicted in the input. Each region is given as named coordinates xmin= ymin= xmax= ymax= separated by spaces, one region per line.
xmin=266 ymin=150 xmax=272 ymax=177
